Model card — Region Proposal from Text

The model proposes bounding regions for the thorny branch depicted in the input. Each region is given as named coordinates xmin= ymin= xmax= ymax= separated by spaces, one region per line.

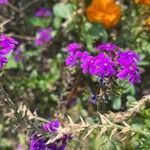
xmin=0 ymin=84 xmax=48 ymax=129
xmin=46 ymin=110 xmax=149 ymax=144
xmin=0 ymin=83 xmax=150 ymax=143
xmin=46 ymin=95 xmax=150 ymax=144
xmin=10 ymin=33 xmax=35 ymax=41
xmin=107 ymin=95 xmax=150 ymax=122
xmin=0 ymin=15 xmax=11 ymax=32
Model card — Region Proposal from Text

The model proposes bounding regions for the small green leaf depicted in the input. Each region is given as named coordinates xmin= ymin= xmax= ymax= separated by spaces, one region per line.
xmin=127 ymin=95 xmax=136 ymax=102
xmin=95 ymin=136 xmax=121 ymax=150
xmin=29 ymin=17 xmax=51 ymax=27
xmin=6 ymin=56 xmax=17 ymax=69
xmin=112 ymin=97 xmax=122 ymax=110
xmin=126 ymin=95 xmax=136 ymax=108
xmin=53 ymin=17 xmax=62 ymax=29
xmin=53 ymin=3 xmax=74 ymax=19
xmin=138 ymin=61 xmax=149 ymax=66
xmin=30 ymin=70 xmax=38 ymax=78
xmin=145 ymin=119 xmax=150 ymax=128
xmin=89 ymin=23 xmax=108 ymax=41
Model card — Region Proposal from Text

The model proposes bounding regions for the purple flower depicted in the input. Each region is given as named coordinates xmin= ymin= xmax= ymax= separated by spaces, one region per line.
xmin=30 ymin=134 xmax=70 ymax=150
xmin=47 ymin=135 xmax=70 ymax=150
xmin=29 ymin=119 xmax=71 ymax=150
xmin=0 ymin=56 xmax=8 ymax=69
xmin=66 ymin=42 xmax=81 ymax=54
xmin=65 ymin=55 xmax=78 ymax=66
xmin=30 ymin=134 xmax=47 ymax=150
xmin=35 ymin=7 xmax=52 ymax=17
xmin=80 ymin=51 xmax=94 ymax=74
xmin=42 ymin=120 xmax=60 ymax=133
xmin=65 ymin=51 xmax=82 ymax=66
xmin=14 ymin=46 xmax=23 ymax=62
xmin=91 ymin=53 xmax=116 ymax=78
xmin=0 ymin=0 xmax=9 ymax=4
xmin=16 ymin=144 xmax=23 ymax=150
xmin=117 ymin=50 xmax=140 ymax=66
xmin=30 ymin=126 xmax=71 ymax=150
xmin=0 ymin=34 xmax=18 ymax=69
xmin=65 ymin=54 xmax=80 ymax=66
xmin=35 ymin=27 xmax=52 ymax=46
xmin=80 ymin=52 xmax=116 ymax=77
xmin=65 ymin=43 xmax=82 ymax=66
xmin=96 ymin=43 xmax=120 ymax=52
xmin=117 ymin=50 xmax=140 ymax=84
xmin=117 ymin=65 xmax=141 ymax=84
xmin=58 ymin=134 xmax=71 ymax=150
xmin=90 ymin=94 xmax=97 ymax=104
xmin=0 ymin=34 xmax=18 ymax=55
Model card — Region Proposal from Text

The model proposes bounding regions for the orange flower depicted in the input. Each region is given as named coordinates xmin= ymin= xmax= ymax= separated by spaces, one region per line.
xmin=86 ymin=0 xmax=122 ymax=28
xmin=135 ymin=0 xmax=150 ymax=4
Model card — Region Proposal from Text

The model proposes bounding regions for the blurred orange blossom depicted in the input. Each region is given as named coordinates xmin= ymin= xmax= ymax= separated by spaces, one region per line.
xmin=135 ymin=0 xmax=150 ymax=4
xmin=86 ymin=0 xmax=122 ymax=28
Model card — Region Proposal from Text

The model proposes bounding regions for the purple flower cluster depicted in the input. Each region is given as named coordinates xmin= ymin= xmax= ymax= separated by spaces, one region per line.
xmin=117 ymin=50 xmax=140 ymax=84
xmin=96 ymin=42 xmax=120 ymax=51
xmin=65 ymin=42 xmax=82 ymax=66
xmin=35 ymin=7 xmax=52 ymax=17
xmin=0 ymin=0 xmax=9 ymax=4
xmin=65 ymin=42 xmax=141 ymax=84
xmin=30 ymin=134 xmax=47 ymax=150
xmin=35 ymin=27 xmax=53 ymax=46
xmin=42 ymin=119 xmax=60 ymax=133
xmin=30 ymin=120 xmax=70 ymax=150
xmin=0 ymin=34 xmax=18 ymax=69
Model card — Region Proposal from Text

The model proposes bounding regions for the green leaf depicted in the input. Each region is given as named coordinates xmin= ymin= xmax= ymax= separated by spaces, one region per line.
xmin=89 ymin=23 xmax=108 ymax=41
xmin=131 ymin=122 xmax=145 ymax=131
xmin=95 ymin=136 xmax=121 ymax=150
xmin=138 ymin=61 xmax=149 ymax=66
xmin=28 ymin=17 xmax=51 ymax=27
xmin=127 ymin=95 xmax=136 ymax=102
xmin=126 ymin=95 xmax=136 ymax=108
xmin=112 ymin=97 xmax=122 ymax=110
xmin=53 ymin=17 xmax=62 ymax=29
xmin=85 ymin=0 xmax=92 ymax=6
xmin=53 ymin=3 xmax=74 ymax=19
xmin=145 ymin=109 xmax=150 ymax=118
xmin=30 ymin=70 xmax=38 ymax=78
xmin=6 ymin=56 xmax=17 ymax=69
xmin=145 ymin=119 xmax=150 ymax=128
xmin=80 ymin=22 xmax=108 ymax=51
xmin=0 ymin=138 xmax=11 ymax=148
